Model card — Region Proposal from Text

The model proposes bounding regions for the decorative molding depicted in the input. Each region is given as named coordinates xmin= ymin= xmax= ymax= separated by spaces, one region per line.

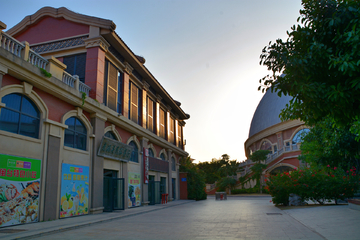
xmin=90 ymin=112 xmax=107 ymax=122
xmin=156 ymin=94 xmax=162 ymax=102
xmin=142 ymin=81 xmax=150 ymax=90
xmin=23 ymin=82 xmax=33 ymax=95
xmin=245 ymin=119 xmax=304 ymax=150
xmin=124 ymin=62 xmax=134 ymax=75
xmin=0 ymin=64 xmax=8 ymax=75
xmin=44 ymin=119 xmax=68 ymax=129
xmin=7 ymin=7 xmax=116 ymax=36
xmin=31 ymin=35 xmax=88 ymax=54
xmin=84 ymin=36 xmax=110 ymax=52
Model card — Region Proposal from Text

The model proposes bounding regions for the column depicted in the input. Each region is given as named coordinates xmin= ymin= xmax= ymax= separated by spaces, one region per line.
xmin=122 ymin=62 xmax=133 ymax=119
xmin=167 ymin=149 xmax=173 ymax=201
xmin=140 ymin=137 xmax=149 ymax=205
xmin=90 ymin=113 xmax=106 ymax=214
xmin=0 ymin=64 xmax=8 ymax=93
xmin=142 ymin=81 xmax=150 ymax=129
xmin=43 ymin=120 xmax=67 ymax=220
xmin=155 ymin=95 xmax=162 ymax=136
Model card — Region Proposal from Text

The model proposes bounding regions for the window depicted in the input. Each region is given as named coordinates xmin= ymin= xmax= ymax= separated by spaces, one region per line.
xmin=159 ymin=108 xmax=166 ymax=139
xmin=0 ymin=93 xmax=40 ymax=138
xmin=63 ymin=53 xmax=86 ymax=82
xmin=148 ymin=148 xmax=154 ymax=157
xmin=171 ymin=157 xmax=176 ymax=171
xmin=260 ymin=140 xmax=272 ymax=153
xmin=129 ymin=141 xmax=138 ymax=163
xmin=64 ymin=117 xmax=87 ymax=150
xmin=177 ymin=123 xmax=182 ymax=147
xmin=292 ymin=128 xmax=310 ymax=145
xmin=160 ymin=153 xmax=166 ymax=161
xmin=169 ymin=117 xmax=175 ymax=144
xmin=146 ymin=97 xmax=155 ymax=133
xmin=104 ymin=60 xmax=123 ymax=114
xmin=105 ymin=131 xmax=117 ymax=140
xmin=129 ymin=82 xmax=141 ymax=124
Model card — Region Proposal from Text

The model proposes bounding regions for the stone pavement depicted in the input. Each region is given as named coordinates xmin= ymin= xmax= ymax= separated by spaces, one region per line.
xmin=0 ymin=195 xmax=359 ymax=240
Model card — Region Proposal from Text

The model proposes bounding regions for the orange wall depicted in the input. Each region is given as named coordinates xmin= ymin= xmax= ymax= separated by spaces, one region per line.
xmin=14 ymin=17 xmax=89 ymax=44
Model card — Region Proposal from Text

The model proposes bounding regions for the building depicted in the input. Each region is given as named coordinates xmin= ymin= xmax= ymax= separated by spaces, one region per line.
xmin=0 ymin=7 xmax=189 ymax=227
xmin=238 ymin=90 xmax=309 ymax=188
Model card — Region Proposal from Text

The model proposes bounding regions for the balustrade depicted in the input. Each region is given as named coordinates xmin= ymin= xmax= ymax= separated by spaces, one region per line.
xmin=0 ymin=32 xmax=23 ymax=57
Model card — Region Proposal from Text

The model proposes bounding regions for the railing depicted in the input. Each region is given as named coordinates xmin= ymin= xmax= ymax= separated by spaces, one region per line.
xmin=149 ymin=156 xmax=169 ymax=173
xmin=79 ymin=81 xmax=91 ymax=96
xmin=1 ymin=31 xmax=92 ymax=98
xmin=0 ymin=32 xmax=24 ymax=57
xmin=62 ymin=71 xmax=76 ymax=88
xmin=28 ymin=49 xmax=48 ymax=69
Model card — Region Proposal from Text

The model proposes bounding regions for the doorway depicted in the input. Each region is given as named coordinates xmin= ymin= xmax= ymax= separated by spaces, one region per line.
xmin=103 ymin=169 xmax=124 ymax=211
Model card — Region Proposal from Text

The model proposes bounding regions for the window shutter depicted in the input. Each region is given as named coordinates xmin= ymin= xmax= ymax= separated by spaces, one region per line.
xmin=147 ymin=98 xmax=154 ymax=132
xmin=107 ymin=63 xmax=118 ymax=111
xmin=160 ymin=108 xmax=165 ymax=138
xmin=130 ymin=83 xmax=138 ymax=123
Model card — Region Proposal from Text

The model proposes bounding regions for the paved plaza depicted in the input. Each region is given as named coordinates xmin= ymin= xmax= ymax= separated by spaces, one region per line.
xmin=0 ymin=196 xmax=359 ymax=240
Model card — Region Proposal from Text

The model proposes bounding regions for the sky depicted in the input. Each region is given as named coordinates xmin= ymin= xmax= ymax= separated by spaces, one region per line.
xmin=2 ymin=0 xmax=302 ymax=163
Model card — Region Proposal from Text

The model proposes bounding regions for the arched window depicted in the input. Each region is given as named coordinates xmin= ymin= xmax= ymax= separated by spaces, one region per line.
xmin=105 ymin=131 xmax=117 ymax=140
xmin=64 ymin=117 xmax=87 ymax=150
xmin=0 ymin=93 xmax=40 ymax=138
xmin=171 ymin=157 xmax=176 ymax=171
xmin=292 ymin=128 xmax=310 ymax=145
xmin=148 ymin=148 xmax=154 ymax=157
xmin=160 ymin=153 xmax=166 ymax=161
xmin=129 ymin=141 xmax=138 ymax=163
xmin=260 ymin=141 xmax=272 ymax=154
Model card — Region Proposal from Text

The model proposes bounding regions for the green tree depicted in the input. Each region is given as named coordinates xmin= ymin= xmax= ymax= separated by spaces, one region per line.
xmin=179 ymin=156 xmax=207 ymax=200
xmin=249 ymin=150 xmax=270 ymax=193
xmin=216 ymin=177 xmax=237 ymax=194
xmin=299 ymin=118 xmax=360 ymax=172
xmin=259 ymin=0 xmax=360 ymax=130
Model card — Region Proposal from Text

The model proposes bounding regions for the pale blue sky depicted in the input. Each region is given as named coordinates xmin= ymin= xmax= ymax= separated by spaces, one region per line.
xmin=2 ymin=0 xmax=302 ymax=162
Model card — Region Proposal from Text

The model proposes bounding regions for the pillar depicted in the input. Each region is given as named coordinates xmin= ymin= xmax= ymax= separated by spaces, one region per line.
xmin=167 ymin=149 xmax=173 ymax=201
xmin=90 ymin=113 xmax=106 ymax=214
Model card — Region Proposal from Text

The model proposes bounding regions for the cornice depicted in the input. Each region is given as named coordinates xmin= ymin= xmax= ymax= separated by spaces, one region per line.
xmin=124 ymin=61 xmax=134 ymax=75
xmin=84 ymin=36 xmax=110 ymax=52
xmin=7 ymin=7 xmax=116 ymax=36
xmin=244 ymin=119 xmax=304 ymax=150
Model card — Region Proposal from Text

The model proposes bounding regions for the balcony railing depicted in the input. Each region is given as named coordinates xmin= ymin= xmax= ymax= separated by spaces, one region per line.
xmin=0 ymin=30 xmax=91 ymax=96
xmin=0 ymin=32 xmax=23 ymax=57
xmin=149 ymin=156 xmax=169 ymax=173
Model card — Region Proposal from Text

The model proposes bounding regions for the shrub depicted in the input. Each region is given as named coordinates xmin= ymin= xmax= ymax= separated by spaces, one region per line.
xmin=265 ymin=166 xmax=360 ymax=205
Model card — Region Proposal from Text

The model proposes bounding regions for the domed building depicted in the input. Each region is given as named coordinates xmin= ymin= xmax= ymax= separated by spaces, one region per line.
xmin=238 ymin=90 xmax=309 ymax=188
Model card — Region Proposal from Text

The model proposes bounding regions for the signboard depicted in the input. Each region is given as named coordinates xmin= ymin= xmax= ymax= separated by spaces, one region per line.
xmin=60 ymin=163 xmax=89 ymax=218
xmin=181 ymin=178 xmax=187 ymax=182
xmin=0 ymin=154 xmax=41 ymax=228
xmin=128 ymin=172 xmax=141 ymax=208
xmin=143 ymin=148 xmax=149 ymax=184
xmin=97 ymin=137 xmax=133 ymax=162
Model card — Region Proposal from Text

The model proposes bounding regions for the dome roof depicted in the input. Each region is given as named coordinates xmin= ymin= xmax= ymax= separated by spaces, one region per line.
xmin=248 ymin=90 xmax=292 ymax=138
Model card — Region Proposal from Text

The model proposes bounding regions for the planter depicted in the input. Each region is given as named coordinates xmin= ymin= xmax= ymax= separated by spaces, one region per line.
xmin=348 ymin=199 xmax=360 ymax=211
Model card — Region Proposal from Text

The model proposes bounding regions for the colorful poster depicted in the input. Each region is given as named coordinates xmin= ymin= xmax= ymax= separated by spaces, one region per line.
xmin=128 ymin=172 xmax=141 ymax=207
xmin=0 ymin=154 xmax=41 ymax=228
xmin=60 ymin=163 xmax=89 ymax=218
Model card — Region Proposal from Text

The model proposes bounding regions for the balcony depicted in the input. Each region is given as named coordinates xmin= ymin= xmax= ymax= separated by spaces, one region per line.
xmin=149 ymin=156 xmax=169 ymax=173
xmin=0 ymin=30 xmax=91 ymax=96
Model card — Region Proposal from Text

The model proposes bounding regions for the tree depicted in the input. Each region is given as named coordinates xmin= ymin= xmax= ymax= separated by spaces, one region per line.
xmin=299 ymin=117 xmax=360 ymax=172
xmin=249 ymin=150 xmax=270 ymax=193
xmin=179 ymin=156 xmax=207 ymax=200
xmin=259 ymin=0 xmax=360 ymax=130
xmin=197 ymin=154 xmax=238 ymax=184
xmin=216 ymin=177 xmax=237 ymax=194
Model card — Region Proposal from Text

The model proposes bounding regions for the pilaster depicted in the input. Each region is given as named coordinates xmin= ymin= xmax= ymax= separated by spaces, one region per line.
xmin=123 ymin=71 xmax=130 ymax=119
xmin=90 ymin=114 xmax=106 ymax=214
xmin=167 ymin=149 xmax=173 ymax=201
xmin=0 ymin=64 xmax=8 ymax=90
xmin=140 ymin=137 xmax=149 ymax=205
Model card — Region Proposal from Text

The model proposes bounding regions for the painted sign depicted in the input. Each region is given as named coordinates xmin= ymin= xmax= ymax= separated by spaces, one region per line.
xmin=128 ymin=172 xmax=141 ymax=208
xmin=0 ymin=154 xmax=41 ymax=227
xmin=143 ymin=148 xmax=149 ymax=184
xmin=60 ymin=163 xmax=89 ymax=218
xmin=97 ymin=137 xmax=133 ymax=162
